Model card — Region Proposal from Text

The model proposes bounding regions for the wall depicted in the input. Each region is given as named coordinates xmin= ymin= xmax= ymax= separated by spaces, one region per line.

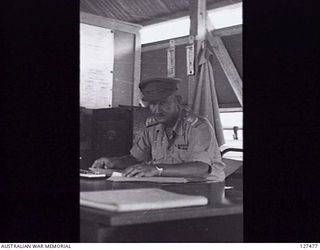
xmin=211 ymin=50 xmax=240 ymax=108
xmin=221 ymin=34 xmax=242 ymax=78
xmin=141 ymin=32 xmax=242 ymax=108
xmin=80 ymin=12 xmax=141 ymax=108
xmin=141 ymin=44 xmax=189 ymax=105
xmin=113 ymin=31 xmax=135 ymax=107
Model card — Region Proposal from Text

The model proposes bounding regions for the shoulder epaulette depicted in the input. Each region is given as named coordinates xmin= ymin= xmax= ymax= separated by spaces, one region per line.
xmin=183 ymin=112 xmax=201 ymax=127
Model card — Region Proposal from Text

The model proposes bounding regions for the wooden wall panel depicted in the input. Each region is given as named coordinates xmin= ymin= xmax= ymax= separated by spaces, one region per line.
xmin=221 ymin=34 xmax=242 ymax=78
xmin=141 ymin=44 xmax=189 ymax=105
xmin=210 ymin=51 xmax=240 ymax=108
xmin=141 ymin=34 xmax=242 ymax=108
xmin=141 ymin=48 xmax=167 ymax=79
xmin=113 ymin=31 xmax=135 ymax=106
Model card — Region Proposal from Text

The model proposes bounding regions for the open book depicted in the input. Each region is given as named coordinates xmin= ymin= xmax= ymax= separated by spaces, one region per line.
xmin=80 ymin=188 xmax=208 ymax=212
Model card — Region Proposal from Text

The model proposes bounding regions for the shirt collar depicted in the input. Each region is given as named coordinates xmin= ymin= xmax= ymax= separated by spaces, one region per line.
xmin=172 ymin=109 xmax=185 ymax=136
xmin=154 ymin=109 xmax=186 ymax=135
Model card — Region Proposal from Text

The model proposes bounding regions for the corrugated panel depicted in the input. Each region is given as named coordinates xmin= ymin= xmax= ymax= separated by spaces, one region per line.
xmin=81 ymin=0 xmax=241 ymax=24
xmin=116 ymin=0 xmax=149 ymax=23
xmin=81 ymin=0 xmax=191 ymax=24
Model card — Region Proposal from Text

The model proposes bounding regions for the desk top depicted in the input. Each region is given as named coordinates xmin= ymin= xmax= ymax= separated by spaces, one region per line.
xmin=80 ymin=177 xmax=243 ymax=227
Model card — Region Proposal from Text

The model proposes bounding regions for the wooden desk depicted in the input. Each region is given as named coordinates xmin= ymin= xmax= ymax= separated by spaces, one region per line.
xmin=80 ymin=178 xmax=243 ymax=242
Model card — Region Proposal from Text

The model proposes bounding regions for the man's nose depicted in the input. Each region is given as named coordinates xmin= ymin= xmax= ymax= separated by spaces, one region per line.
xmin=154 ymin=103 xmax=161 ymax=113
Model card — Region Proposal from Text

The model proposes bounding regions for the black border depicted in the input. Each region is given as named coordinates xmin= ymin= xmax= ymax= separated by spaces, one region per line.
xmin=1 ymin=0 xmax=80 ymax=242
xmin=244 ymin=0 xmax=320 ymax=242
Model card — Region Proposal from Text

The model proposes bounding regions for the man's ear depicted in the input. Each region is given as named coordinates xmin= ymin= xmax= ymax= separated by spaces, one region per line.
xmin=175 ymin=95 xmax=182 ymax=104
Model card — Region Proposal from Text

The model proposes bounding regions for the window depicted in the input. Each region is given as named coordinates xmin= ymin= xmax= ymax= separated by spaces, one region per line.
xmin=220 ymin=111 xmax=243 ymax=160
xmin=140 ymin=16 xmax=190 ymax=44
xmin=207 ymin=2 xmax=242 ymax=29
xmin=220 ymin=112 xmax=243 ymax=142
xmin=140 ymin=3 xmax=242 ymax=44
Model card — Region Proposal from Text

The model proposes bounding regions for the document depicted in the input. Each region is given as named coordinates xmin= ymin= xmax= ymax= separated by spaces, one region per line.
xmin=107 ymin=176 xmax=208 ymax=183
xmin=80 ymin=23 xmax=114 ymax=109
xmin=88 ymin=167 xmax=122 ymax=177
xmin=80 ymin=169 xmax=106 ymax=178
xmin=80 ymin=188 xmax=208 ymax=212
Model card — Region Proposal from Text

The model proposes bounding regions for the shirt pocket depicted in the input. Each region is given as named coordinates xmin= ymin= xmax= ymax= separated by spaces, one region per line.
xmin=173 ymin=135 xmax=189 ymax=162
xmin=171 ymin=146 xmax=189 ymax=163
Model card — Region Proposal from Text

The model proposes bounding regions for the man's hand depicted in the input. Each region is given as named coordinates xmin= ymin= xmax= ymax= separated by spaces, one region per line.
xmin=122 ymin=163 xmax=158 ymax=177
xmin=90 ymin=157 xmax=115 ymax=170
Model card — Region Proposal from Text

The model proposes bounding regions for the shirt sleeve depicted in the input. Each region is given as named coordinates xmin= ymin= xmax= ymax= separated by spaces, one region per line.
xmin=188 ymin=120 xmax=225 ymax=180
xmin=130 ymin=128 xmax=152 ymax=162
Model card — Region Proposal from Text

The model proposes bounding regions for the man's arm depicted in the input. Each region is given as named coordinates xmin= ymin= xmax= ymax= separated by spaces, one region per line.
xmin=90 ymin=154 xmax=140 ymax=170
xmin=91 ymin=127 xmax=151 ymax=171
xmin=155 ymin=161 xmax=209 ymax=177
xmin=122 ymin=161 xmax=210 ymax=178
xmin=122 ymin=118 xmax=222 ymax=179
xmin=110 ymin=155 xmax=140 ymax=170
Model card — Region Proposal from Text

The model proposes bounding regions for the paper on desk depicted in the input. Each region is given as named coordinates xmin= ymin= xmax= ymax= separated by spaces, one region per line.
xmin=107 ymin=176 xmax=208 ymax=183
xmin=88 ymin=167 xmax=122 ymax=177
xmin=111 ymin=171 xmax=122 ymax=177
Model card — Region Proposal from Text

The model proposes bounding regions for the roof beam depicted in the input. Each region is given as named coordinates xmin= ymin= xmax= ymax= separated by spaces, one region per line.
xmin=207 ymin=35 xmax=243 ymax=105
xmin=142 ymin=36 xmax=190 ymax=52
xmin=207 ymin=0 xmax=242 ymax=11
xmin=207 ymin=17 xmax=243 ymax=106
xmin=212 ymin=24 xmax=242 ymax=37
xmin=80 ymin=12 xmax=141 ymax=34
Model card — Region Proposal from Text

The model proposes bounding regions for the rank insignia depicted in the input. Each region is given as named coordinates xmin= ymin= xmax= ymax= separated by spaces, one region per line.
xmin=176 ymin=144 xmax=188 ymax=150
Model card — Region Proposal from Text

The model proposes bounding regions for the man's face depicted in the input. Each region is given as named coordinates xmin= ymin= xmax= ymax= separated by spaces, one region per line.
xmin=147 ymin=95 xmax=180 ymax=125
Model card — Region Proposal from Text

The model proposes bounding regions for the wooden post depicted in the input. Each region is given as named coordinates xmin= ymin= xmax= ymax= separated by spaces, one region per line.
xmin=188 ymin=0 xmax=207 ymax=107
xmin=206 ymin=16 xmax=243 ymax=106
xmin=133 ymin=32 xmax=141 ymax=106
xmin=189 ymin=0 xmax=207 ymax=41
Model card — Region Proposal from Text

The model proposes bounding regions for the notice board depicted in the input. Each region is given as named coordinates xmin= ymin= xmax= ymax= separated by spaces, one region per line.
xmin=80 ymin=23 xmax=114 ymax=109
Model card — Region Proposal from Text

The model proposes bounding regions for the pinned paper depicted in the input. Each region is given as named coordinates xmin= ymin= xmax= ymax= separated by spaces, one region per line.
xmin=186 ymin=44 xmax=195 ymax=76
xmin=167 ymin=40 xmax=175 ymax=77
xmin=80 ymin=23 xmax=114 ymax=109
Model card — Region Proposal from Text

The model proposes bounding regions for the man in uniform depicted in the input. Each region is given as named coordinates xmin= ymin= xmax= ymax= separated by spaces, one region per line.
xmin=91 ymin=77 xmax=225 ymax=181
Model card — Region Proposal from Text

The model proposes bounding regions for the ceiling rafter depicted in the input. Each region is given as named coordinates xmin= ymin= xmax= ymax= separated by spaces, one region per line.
xmin=80 ymin=0 xmax=241 ymax=25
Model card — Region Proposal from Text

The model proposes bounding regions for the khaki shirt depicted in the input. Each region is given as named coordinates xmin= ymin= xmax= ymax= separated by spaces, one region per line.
xmin=130 ymin=109 xmax=225 ymax=181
